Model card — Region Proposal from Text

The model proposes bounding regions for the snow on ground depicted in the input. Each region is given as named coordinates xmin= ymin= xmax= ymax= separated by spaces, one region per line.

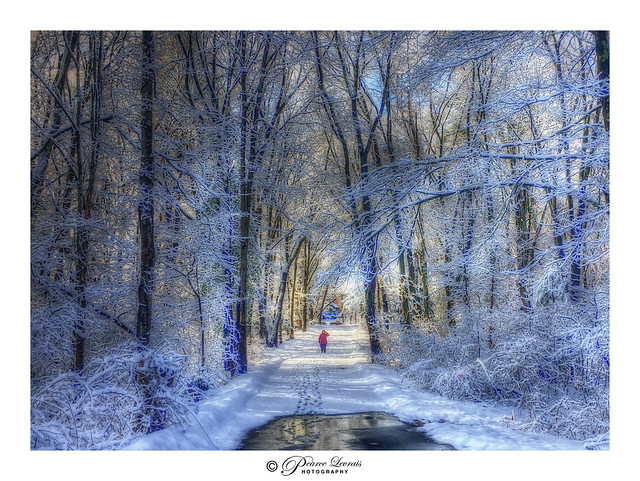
xmin=124 ymin=323 xmax=584 ymax=451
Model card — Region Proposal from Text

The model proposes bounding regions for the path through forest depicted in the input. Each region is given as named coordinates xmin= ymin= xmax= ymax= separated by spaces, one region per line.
xmin=125 ymin=323 xmax=583 ymax=450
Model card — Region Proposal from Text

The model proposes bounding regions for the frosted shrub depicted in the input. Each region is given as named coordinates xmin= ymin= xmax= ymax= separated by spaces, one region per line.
xmin=383 ymin=298 xmax=609 ymax=447
xmin=31 ymin=307 xmax=75 ymax=380
xmin=31 ymin=342 xmax=213 ymax=450
xmin=432 ymin=364 xmax=489 ymax=402
xmin=403 ymin=358 xmax=445 ymax=388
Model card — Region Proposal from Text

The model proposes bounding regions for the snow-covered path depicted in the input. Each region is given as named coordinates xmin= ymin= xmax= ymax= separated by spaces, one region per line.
xmin=125 ymin=323 xmax=583 ymax=450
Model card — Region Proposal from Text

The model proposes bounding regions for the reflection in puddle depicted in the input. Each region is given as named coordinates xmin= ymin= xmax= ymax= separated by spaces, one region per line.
xmin=238 ymin=412 xmax=455 ymax=450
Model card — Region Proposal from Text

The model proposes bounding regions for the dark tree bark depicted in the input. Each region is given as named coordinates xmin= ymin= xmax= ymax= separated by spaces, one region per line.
xmin=136 ymin=31 xmax=156 ymax=347
xmin=290 ymin=252 xmax=299 ymax=331
xmin=73 ymin=32 xmax=104 ymax=371
xmin=301 ymin=239 xmax=313 ymax=332
xmin=233 ymin=31 xmax=250 ymax=375
xmin=268 ymin=236 xmax=305 ymax=347
xmin=593 ymin=31 xmax=609 ymax=131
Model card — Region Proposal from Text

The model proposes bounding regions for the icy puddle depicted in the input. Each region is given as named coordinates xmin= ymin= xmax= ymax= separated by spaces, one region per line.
xmin=238 ymin=412 xmax=455 ymax=450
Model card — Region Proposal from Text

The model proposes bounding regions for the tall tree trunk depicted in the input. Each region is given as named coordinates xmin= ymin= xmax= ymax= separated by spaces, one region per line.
xmin=234 ymin=31 xmax=250 ymax=374
xmin=414 ymin=208 xmax=433 ymax=323
xmin=290 ymin=253 xmax=298 ymax=330
xmin=193 ymin=262 xmax=206 ymax=370
xmin=566 ymin=32 xmax=609 ymax=298
xmin=134 ymin=30 xmax=160 ymax=434
xmin=136 ymin=30 xmax=155 ymax=347
xmin=301 ymin=239 xmax=311 ymax=332
xmin=544 ymin=32 xmax=577 ymax=301
xmin=222 ymin=161 xmax=238 ymax=373
xmin=73 ymin=32 xmax=104 ymax=371
xmin=393 ymin=213 xmax=411 ymax=326
xmin=384 ymin=90 xmax=411 ymax=326
xmin=593 ymin=31 xmax=609 ymax=131
xmin=268 ymin=236 xmax=305 ymax=347
xmin=72 ymin=39 xmax=85 ymax=372
xmin=258 ymin=262 xmax=269 ymax=341
xmin=317 ymin=285 xmax=329 ymax=324
xmin=376 ymin=274 xmax=390 ymax=330
xmin=514 ymin=182 xmax=534 ymax=312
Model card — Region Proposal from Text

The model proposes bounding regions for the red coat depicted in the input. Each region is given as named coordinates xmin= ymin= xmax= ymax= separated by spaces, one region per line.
xmin=318 ymin=332 xmax=329 ymax=345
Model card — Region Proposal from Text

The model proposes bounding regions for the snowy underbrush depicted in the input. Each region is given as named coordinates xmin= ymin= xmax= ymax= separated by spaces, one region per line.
xmin=31 ymin=342 xmax=225 ymax=450
xmin=379 ymin=302 xmax=609 ymax=449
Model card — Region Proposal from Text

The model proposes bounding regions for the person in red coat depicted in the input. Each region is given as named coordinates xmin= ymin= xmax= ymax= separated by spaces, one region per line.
xmin=318 ymin=330 xmax=330 ymax=353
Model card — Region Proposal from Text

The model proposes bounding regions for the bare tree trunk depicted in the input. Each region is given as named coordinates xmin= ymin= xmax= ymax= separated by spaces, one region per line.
xmin=234 ymin=31 xmax=250 ymax=374
xmin=514 ymin=182 xmax=534 ymax=312
xmin=301 ymin=239 xmax=311 ymax=332
xmin=136 ymin=30 xmax=155 ymax=347
xmin=317 ymin=285 xmax=329 ymax=324
xmin=415 ymin=209 xmax=434 ymax=323
xmin=193 ymin=263 xmax=206 ymax=370
xmin=72 ymin=40 xmax=86 ymax=372
xmin=393 ymin=212 xmax=411 ymax=326
xmin=290 ymin=253 xmax=298 ymax=331
xmin=134 ymin=30 xmax=160 ymax=435
xmin=269 ymin=236 xmax=305 ymax=347
xmin=593 ymin=31 xmax=609 ymax=131
xmin=73 ymin=32 xmax=104 ymax=371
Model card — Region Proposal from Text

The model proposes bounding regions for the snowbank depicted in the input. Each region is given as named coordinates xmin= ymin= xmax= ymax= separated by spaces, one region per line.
xmin=124 ymin=323 xmax=583 ymax=451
